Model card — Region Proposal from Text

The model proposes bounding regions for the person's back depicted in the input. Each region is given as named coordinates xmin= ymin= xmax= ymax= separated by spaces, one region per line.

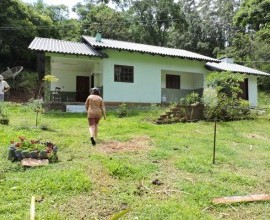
xmin=85 ymin=94 xmax=104 ymax=119
xmin=85 ymin=88 xmax=106 ymax=146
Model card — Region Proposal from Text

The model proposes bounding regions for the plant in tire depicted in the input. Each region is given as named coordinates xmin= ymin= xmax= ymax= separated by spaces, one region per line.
xmin=8 ymin=136 xmax=58 ymax=162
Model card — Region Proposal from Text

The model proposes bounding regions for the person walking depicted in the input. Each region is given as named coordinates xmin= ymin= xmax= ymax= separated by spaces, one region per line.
xmin=0 ymin=75 xmax=10 ymax=102
xmin=85 ymin=87 xmax=106 ymax=146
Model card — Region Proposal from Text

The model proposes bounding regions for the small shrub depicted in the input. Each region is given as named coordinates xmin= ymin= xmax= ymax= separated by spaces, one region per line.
xmin=0 ymin=118 xmax=9 ymax=125
xmin=39 ymin=123 xmax=54 ymax=131
xmin=25 ymin=98 xmax=44 ymax=127
xmin=117 ymin=103 xmax=128 ymax=118
xmin=180 ymin=92 xmax=200 ymax=120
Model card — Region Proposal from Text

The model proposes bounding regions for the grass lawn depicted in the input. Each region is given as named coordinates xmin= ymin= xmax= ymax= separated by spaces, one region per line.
xmin=0 ymin=102 xmax=270 ymax=219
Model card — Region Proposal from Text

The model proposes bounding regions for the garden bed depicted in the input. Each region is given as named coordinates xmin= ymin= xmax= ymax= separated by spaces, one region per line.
xmin=8 ymin=136 xmax=58 ymax=163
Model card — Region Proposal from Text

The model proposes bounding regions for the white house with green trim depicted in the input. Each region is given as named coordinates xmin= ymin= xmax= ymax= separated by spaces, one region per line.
xmin=28 ymin=34 xmax=270 ymax=107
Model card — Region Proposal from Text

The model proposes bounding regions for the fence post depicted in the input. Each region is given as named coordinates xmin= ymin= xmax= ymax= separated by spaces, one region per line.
xmin=213 ymin=118 xmax=217 ymax=164
xmin=30 ymin=196 xmax=35 ymax=220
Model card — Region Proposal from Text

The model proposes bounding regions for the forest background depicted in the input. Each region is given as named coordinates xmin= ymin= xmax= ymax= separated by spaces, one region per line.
xmin=0 ymin=0 xmax=270 ymax=91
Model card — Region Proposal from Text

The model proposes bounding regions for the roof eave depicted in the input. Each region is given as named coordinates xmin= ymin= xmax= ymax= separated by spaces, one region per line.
xmin=29 ymin=48 xmax=103 ymax=57
xmin=205 ymin=65 xmax=270 ymax=76
xmin=88 ymin=45 xmax=219 ymax=62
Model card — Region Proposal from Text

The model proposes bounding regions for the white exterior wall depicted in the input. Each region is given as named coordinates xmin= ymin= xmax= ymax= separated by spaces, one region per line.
xmin=102 ymin=50 xmax=207 ymax=103
xmin=48 ymin=53 xmax=260 ymax=106
xmin=248 ymin=75 xmax=257 ymax=107
xmin=193 ymin=74 xmax=204 ymax=89
xmin=161 ymin=71 xmax=204 ymax=90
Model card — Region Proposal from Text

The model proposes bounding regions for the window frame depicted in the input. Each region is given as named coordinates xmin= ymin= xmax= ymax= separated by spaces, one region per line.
xmin=114 ymin=65 xmax=134 ymax=83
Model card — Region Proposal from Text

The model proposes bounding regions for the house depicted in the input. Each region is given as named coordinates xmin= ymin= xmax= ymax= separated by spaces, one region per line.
xmin=28 ymin=34 xmax=270 ymax=107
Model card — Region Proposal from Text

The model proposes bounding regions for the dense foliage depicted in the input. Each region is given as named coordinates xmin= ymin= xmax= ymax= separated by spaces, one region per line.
xmin=203 ymin=71 xmax=250 ymax=120
xmin=0 ymin=0 xmax=269 ymax=89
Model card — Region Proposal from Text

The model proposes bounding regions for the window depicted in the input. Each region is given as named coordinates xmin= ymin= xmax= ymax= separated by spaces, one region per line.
xmin=114 ymin=65 xmax=134 ymax=83
xmin=166 ymin=74 xmax=180 ymax=89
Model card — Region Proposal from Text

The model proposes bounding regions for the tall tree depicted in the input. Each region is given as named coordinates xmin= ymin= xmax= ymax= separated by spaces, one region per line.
xmin=234 ymin=0 xmax=270 ymax=31
xmin=29 ymin=0 xmax=72 ymax=39
xmin=169 ymin=0 xmax=201 ymax=52
xmin=127 ymin=0 xmax=187 ymax=46
xmin=170 ymin=0 xmax=241 ymax=57
xmin=231 ymin=0 xmax=270 ymax=91
xmin=73 ymin=2 xmax=131 ymax=40
xmin=195 ymin=0 xmax=241 ymax=56
xmin=47 ymin=5 xmax=69 ymax=22
xmin=0 ymin=0 xmax=53 ymax=70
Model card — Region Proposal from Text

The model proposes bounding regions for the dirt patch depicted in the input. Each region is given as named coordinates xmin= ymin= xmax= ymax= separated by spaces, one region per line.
xmin=98 ymin=136 xmax=152 ymax=154
xmin=246 ymin=133 xmax=269 ymax=140
xmin=58 ymin=193 xmax=124 ymax=220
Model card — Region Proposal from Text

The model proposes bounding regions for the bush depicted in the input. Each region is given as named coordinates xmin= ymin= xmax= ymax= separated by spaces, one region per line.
xmin=203 ymin=71 xmax=250 ymax=121
xmin=117 ymin=103 xmax=128 ymax=118
xmin=180 ymin=92 xmax=200 ymax=120
xmin=11 ymin=71 xmax=40 ymax=99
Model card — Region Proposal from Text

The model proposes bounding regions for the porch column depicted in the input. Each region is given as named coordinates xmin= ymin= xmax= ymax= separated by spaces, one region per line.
xmin=44 ymin=56 xmax=51 ymax=102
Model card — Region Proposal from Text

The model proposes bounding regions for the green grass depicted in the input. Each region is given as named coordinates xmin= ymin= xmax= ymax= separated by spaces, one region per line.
xmin=0 ymin=101 xmax=270 ymax=219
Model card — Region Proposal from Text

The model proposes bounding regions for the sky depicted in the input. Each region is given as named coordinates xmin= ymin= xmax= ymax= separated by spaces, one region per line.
xmin=21 ymin=0 xmax=83 ymax=19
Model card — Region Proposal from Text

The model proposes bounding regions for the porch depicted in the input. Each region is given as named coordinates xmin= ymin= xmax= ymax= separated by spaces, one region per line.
xmin=44 ymin=55 xmax=103 ymax=103
xmin=161 ymin=70 xmax=204 ymax=103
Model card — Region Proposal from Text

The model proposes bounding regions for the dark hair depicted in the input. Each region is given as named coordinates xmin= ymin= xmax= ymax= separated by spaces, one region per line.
xmin=91 ymin=87 xmax=100 ymax=95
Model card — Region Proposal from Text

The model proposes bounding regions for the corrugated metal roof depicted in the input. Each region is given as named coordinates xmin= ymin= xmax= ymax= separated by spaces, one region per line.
xmin=206 ymin=62 xmax=270 ymax=76
xmin=82 ymin=36 xmax=220 ymax=63
xmin=28 ymin=37 xmax=102 ymax=57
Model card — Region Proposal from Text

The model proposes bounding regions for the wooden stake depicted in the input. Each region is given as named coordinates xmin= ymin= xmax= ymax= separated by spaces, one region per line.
xmin=213 ymin=194 xmax=270 ymax=204
xmin=30 ymin=196 xmax=35 ymax=220
xmin=213 ymin=118 xmax=217 ymax=164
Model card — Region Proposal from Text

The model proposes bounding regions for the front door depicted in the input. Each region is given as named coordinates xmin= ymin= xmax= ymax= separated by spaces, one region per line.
xmin=76 ymin=76 xmax=89 ymax=102
xmin=239 ymin=78 xmax=248 ymax=100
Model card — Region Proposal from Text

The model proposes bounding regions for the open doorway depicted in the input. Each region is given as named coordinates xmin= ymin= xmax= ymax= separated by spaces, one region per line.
xmin=76 ymin=76 xmax=89 ymax=102
xmin=239 ymin=78 xmax=249 ymax=100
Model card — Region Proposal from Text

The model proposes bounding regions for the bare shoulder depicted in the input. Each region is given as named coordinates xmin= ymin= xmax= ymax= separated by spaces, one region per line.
xmin=92 ymin=95 xmax=103 ymax=100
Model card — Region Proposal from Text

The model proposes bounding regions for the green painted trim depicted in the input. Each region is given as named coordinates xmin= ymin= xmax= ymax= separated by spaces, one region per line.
xmin=45 ymin=52 xmax=103 ymax=60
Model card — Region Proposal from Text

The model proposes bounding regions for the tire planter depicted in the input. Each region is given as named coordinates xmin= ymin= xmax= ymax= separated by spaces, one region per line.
xmin=8 ymin=139 xmax=58 ymax=163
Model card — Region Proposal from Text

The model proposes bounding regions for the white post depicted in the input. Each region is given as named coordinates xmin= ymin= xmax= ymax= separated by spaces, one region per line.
xmin=30 ymin=196 xmax=35 ymax=220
